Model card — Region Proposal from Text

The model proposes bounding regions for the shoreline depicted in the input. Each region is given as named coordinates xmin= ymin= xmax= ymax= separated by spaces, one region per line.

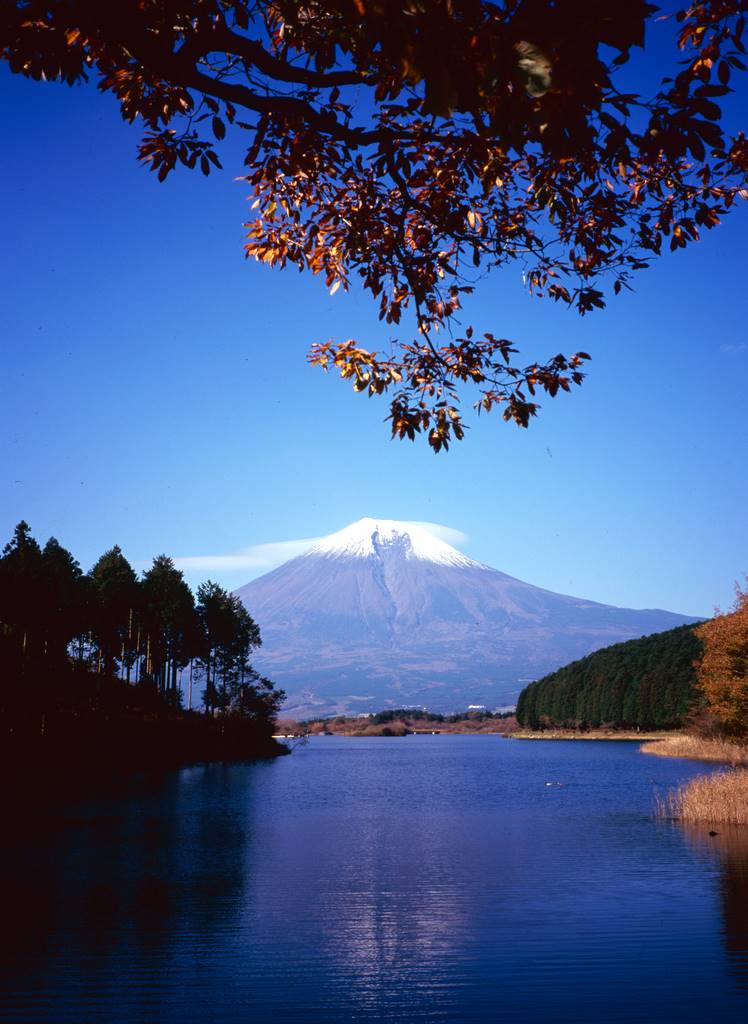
xmin=298 ymin=729 xmax=513 ymax=737
xmin=640 ymin=734 xmax=748 ymax=766
xmin=289 ymin=727 xmax=677 ymax=741
xmin=286 ymin=712 xmax=518 ymax=738
xmin=512 ymin=729 xmax=676 ymax=742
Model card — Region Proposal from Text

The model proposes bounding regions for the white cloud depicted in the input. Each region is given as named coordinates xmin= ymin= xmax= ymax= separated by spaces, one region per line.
xmin=173 ymin=521 xmax=468 ymax=575
xmin=408 ymin=521 xmax=469 ymax=547
xmin=720 ymin=342 xmax=747 ymax=353
xmin=174 ymin=537 xmax=323 ymax=572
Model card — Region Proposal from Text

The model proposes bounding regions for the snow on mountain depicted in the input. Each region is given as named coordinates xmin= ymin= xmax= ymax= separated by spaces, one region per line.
xmin=306 ymin=517 xmax=480 ymax=568
xmin=235 ymin=518 xmax=699 ymax=718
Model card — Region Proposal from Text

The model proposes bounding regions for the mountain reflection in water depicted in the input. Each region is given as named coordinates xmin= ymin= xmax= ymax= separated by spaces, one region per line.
xmin=1 ymin=737 xmax=748 ymax=1023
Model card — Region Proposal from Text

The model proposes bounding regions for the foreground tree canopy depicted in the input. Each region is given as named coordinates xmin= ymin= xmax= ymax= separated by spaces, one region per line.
xmin=3 ymin=1 xmax=748 ymax=449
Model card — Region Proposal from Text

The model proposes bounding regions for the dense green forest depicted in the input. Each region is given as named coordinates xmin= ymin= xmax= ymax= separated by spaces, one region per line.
xmin=516 ymin=625 xmax=702 ymax=730
xmin=0 ymin=521 xmax=286 ymax=771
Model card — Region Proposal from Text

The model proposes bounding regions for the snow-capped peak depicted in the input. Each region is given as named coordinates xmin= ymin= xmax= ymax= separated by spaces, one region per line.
xmin=304 ymin=518 xmax=481 ymax=568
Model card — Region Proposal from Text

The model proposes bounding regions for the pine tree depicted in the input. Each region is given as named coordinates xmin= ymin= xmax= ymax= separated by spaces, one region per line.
xmin=88 ymin=546 xmax=139 ymax=676
xmin=0 ymin=521 xmax=44 ymax=661
xmin=141 ymin=555 xmax=198 ymax=701
xmin=39 ymin=537 xmax=86 ymax=665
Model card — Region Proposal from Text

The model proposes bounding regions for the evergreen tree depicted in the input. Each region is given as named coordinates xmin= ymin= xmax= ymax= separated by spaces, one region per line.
xmin=141 ymin=555 xmax=198 ymax=701
xmin=39 ymin=537 xmax=86 ymax=666
xmin=88 ymin=546 xmax=139 ymax=675
xmin=0 ymin=521 xmax=45 ymax=661
xmin=196 ymin=582 xmax=270 ymax=718
xmin=196 ymin=581 xmax=229 ymax=714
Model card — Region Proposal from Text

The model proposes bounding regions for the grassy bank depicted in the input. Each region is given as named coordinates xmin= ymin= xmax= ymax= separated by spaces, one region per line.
xmin=645 ymin=735 xmax=748 ymax=827
xmin=513 ymin=728 xmax=674 ymax=741
xmin=656 ymin=769 xmax=748 ymax=826
xmin=640 ymin=734 xmax=748 ymax=766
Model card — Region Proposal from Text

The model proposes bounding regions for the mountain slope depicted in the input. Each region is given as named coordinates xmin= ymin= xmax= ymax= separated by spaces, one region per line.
xmin=235 ymin=518 xmax=699 ymax=716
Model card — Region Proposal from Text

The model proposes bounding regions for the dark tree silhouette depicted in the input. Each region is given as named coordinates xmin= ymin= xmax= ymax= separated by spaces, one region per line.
xmin=141 ymin=554 xmax=198 ymax=700
xmin=195 ymin=580 xmax=273 ymax=715
xmin=88 ymin=545 xmax=140 ymax=675
xmin=39 ymin=537 xmax=86 ymax=667
xmin=0 ymin=522 xmax=286 ymax=766
xmin=0 ymin=521 xmax=44 ymax=660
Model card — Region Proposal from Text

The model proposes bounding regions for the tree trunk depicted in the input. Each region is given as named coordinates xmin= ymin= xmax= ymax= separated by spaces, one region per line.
xmin=126 ymin=608 xmax=133 ymax=683
xmin=205 ymin=650 xmax=211 ymax=714
xmin=134 ymin=627 xmax=141 ymax=683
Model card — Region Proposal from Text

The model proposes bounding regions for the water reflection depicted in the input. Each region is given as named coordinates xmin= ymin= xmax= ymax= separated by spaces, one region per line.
xmin=0 ymin=765 xmax=258 ymax=1021
xmin=682 ymin=824 xmax=748 ymax=988
xmin=291 ymin=812 xmax=471 ymax=1019
xmin=3 ymin=740 xmax=748 ymax=1023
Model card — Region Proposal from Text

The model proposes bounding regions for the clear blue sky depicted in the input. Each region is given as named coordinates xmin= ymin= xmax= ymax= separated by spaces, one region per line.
xmin=1 ymin=54 xmax=746 ymax=619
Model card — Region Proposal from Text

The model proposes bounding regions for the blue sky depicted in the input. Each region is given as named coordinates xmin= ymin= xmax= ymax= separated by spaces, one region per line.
xmin=1 ymin=49 xmax=746 ymax=619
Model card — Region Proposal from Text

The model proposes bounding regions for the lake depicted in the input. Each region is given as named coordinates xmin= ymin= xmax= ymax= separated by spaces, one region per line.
xmin=1 ymin=735 xmax=747 ymax=1023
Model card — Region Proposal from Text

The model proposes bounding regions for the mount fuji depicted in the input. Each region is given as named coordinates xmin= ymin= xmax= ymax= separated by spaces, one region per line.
xmin=235 ymin=518 xmax=698 ymax=717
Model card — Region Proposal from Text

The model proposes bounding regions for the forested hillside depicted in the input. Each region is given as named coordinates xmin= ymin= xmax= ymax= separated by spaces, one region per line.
xmin=516 ymin=625 xmax=702 ymax=730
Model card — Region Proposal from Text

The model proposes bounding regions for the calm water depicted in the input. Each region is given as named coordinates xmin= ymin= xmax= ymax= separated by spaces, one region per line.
xmin=2 ymin=736 xmax=748 ymax=1023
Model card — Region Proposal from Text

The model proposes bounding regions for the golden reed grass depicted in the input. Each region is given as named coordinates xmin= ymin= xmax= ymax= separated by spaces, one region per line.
xmin=656 ymin=769 xmax=748 ymax=826
xmin=641 ymin=734 xmax=748 ymax=766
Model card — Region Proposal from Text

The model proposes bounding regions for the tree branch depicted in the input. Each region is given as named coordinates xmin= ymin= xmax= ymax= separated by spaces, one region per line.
xmin=208 ymin=26 xmax=372 ymax=90
xmin=183 ymin=62 xmax=379 ymax=145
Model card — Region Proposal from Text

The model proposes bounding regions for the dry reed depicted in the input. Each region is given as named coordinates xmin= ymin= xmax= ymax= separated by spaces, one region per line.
xmin=656 ymin=769 xmax=748 ymax=826
xmin=641 ymin=734 xmax=748 ymax=766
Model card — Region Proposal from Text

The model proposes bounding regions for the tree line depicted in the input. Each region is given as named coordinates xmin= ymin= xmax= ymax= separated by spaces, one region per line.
xmin=516 ymin=624 xmax=702 ymax=731
xmin=0 ymin=521 xmax=283 ymax=722
xmin=365 ymin=709 xmax=514 ymax=726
